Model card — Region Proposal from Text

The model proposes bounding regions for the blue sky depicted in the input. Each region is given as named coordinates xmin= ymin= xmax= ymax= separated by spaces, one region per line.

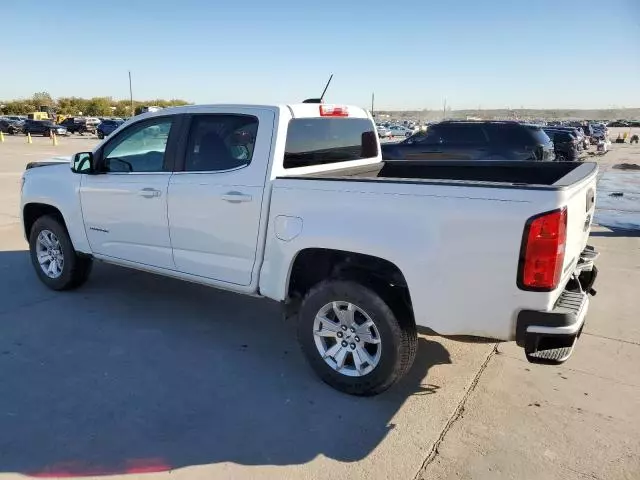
xmin=3 ymin=0 xmax=639 ymax=109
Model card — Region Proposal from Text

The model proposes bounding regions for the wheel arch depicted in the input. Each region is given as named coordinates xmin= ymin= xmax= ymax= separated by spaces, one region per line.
xmin=285 ymin=248 xmax=414 ymax=323
xmin=23 ymin=203 xmax=68 ymax=239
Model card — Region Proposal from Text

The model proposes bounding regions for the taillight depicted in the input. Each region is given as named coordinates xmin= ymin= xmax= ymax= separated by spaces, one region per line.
xmin=518 ymin=208 xmax=568 ymax=291
xmin=319 ymin=105 xmax=349 ymax=117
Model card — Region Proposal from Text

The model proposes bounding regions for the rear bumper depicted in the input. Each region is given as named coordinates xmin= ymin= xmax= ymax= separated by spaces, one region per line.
xmin=515 ymin=246 xmax=598 ymax=364
xmin=516 ymin=289 xmax=589 ymax=344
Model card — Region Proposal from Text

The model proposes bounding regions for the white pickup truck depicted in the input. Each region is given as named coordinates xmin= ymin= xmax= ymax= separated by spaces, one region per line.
xmin=20 ymin=103 xmax=599 ymax=395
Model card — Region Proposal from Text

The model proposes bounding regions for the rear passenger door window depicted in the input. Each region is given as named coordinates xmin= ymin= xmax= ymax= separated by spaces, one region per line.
xmin=440 ymin=124 xmax=488 ymax=145
xmin=184 ymin=115 xmax=258 ymax=172
xmin=486 ymin=124 xmax=533 ymax=146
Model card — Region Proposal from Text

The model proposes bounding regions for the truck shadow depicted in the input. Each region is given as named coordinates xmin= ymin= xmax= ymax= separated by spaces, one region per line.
xmin=0 ymin=251 xmax=451 ymax=477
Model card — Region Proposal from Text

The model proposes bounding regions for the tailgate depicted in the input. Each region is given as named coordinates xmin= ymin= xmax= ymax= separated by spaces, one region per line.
xmin=559 ymin=171 xmax=597 ymax=287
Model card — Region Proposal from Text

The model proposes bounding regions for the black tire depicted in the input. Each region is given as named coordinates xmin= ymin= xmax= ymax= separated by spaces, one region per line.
xmin=29 ymin=215 xmax=93 ymax=291
xmin=298 ymin=280 xmax=417 ymax=396
xmin=556 ymin=153 xmax=566 ymax=162
xmin=97 ymin=131 xmax=104 ymax=139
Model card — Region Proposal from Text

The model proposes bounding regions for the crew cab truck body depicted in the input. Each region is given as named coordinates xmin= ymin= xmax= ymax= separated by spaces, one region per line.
xmin=20 ymin=103 xmax=599 ymax=395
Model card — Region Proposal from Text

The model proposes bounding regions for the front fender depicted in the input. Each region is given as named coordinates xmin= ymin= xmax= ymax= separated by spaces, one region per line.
xmin=21 ymin=164 xmax=91 ymax=254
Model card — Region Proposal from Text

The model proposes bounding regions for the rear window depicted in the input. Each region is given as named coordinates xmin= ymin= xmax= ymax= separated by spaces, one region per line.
xmin=283 ymin=118 xmax=377 ymax=169
xmin=527 ymin=126 xmax=551 ymax=144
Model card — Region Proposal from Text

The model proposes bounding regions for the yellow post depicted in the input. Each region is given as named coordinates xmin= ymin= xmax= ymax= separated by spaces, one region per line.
xmin=27 ymin=132 xmax=32 ymax=144
xmin=0 ymin=131 xmax=4 ymax=143
xmin=52 ymin=132 xmax=58 ymax=146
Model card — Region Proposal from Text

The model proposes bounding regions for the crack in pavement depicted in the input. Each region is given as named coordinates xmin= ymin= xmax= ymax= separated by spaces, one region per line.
xmin=582 ymin=331 xmax=640 ymax=346
xmin=413 ymin=343 xmax=498 ymax=480
xmin=559 ymin=463 xmax=605 ymax=480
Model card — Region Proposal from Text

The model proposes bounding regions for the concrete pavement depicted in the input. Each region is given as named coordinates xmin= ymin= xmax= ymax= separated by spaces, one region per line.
xmin=0 ymin=133 xmax=638 ymax=480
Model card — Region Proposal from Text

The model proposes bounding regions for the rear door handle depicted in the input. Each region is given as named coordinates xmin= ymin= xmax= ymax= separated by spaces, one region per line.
xmin=221 ymin=191 xmax=253 ymax=203
xmin=139 ymin=188 xmax=162 ymax=198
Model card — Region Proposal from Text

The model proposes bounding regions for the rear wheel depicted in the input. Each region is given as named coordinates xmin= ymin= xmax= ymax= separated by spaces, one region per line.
xmin=97 ymin=131 xmax=104 ymax=139
xmin=29 ymin=215 xmax=93 ymax=291
xmin=298 ymin=280 xmax=417 ymax=396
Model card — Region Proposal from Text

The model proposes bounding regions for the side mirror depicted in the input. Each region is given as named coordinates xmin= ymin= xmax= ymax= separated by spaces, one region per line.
xmin=71 ymin=152 xmax=94 ymax=174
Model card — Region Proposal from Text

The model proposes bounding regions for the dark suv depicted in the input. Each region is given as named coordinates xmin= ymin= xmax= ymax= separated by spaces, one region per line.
xmin=59 ymin=117 xmax=97 ymax=135
xmin=381 ymin=121 xmax=555 ymax=161
xmin=0 ymin=119 xmax=23 ymax=135
xmin=96 ymin=119 xmax=124 ymax=139
xmin=543 ymin=128 xmax=580 ymax=161
xmin=23 ymin=120 xmax=68 ymax=137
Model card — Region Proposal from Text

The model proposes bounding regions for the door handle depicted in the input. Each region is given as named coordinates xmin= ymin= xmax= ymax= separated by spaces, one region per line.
xmin=221 ymin=191 xmax=252 ymax=203
xmin=138 ymin=188 xmax=162 ymax=198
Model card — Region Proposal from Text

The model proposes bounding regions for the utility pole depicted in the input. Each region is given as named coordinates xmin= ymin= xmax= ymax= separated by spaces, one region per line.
xmin=128 ymin=71 xmax=134 ymax=115
xmin=443 ymin=98 xmax=447 ymax=120
xmin=371 ymin=92 xmax=375 ymax=117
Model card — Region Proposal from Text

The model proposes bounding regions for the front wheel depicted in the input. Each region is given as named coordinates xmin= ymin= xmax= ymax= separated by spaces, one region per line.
xmin=29 ymin=215 xmax=93 ymax=291
xmin=298 ymin=280 xmax=417 ymax=396
xmin=97 ymin=131 xmax=104 ymax=139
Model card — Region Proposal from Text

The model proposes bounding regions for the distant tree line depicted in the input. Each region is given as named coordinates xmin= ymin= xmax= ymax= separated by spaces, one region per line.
xmin=0 ymin=92 xmax=191 ymax=117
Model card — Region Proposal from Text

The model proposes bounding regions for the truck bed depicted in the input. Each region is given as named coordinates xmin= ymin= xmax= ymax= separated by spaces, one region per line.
xmin=284 ymin=160 xmax=597 ymax=189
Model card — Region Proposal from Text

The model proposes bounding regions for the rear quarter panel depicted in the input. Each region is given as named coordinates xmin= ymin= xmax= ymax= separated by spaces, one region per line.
xmin=260 ymin=178 xmax=566 ymax=340
xmin=554 ymin=166 xmax=598 ymax=297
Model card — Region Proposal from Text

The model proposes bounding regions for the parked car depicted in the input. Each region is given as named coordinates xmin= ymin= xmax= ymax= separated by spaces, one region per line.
xmin=382 ymin=121 xmax=555 ymax=161
xmin=376 ymin=125 xmax=391 ymax=139
xmin=0 ymin=119 xmax=23 ymax=135
xmin=22 ymin=120 xmax=68 ymax=137
xmin=582 ymin=124 xmax=595 ymax=137
xmin=59 ymin=117 xmax=97 ymax=135
xmin=550 ymin=126 xmax=589 ymax=150
xmin=96 ymin=119 xmax=125 ymax=139
xmin=388 ymin=125 xmax=413 ymax=137
xmin=544 ymin=128 xmax=581 ymax=161
xmin=3 ymin=116 xmax=26 ymax=123
xmin=21 ymin=103 xmax=598 ymax=395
